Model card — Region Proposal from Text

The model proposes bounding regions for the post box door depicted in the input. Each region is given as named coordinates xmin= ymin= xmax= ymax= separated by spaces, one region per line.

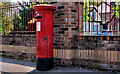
xmin=36 ymin=13 xmax=53 ymax=58
xmin=36 ymin=21 xmax=48 ymax=58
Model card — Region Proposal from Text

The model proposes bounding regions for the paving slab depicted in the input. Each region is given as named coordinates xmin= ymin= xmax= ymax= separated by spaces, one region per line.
xmin=1 ymin=62 xmax=35 ymax=72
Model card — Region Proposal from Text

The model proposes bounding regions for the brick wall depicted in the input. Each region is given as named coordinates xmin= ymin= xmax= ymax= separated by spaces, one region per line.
xmin=2 ymin=34 xmax=36 ymax=47
xmin=51 ymin=2 xmax=81 ymax=49
xmin=55 ymin=36 xmax=120 ymax=70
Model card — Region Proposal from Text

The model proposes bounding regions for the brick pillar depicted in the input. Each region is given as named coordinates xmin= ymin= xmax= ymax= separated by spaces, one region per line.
xmin=51 ymin=2 xmax=80 ymax=49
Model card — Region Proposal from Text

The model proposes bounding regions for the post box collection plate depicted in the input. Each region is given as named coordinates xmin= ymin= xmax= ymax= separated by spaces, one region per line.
xmin=37 ymin=22 xmax=41 ymax=31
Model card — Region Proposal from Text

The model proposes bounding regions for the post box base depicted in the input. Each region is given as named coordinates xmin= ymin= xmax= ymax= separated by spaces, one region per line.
xmin=36 ymin=57 xmax=54 ymax=71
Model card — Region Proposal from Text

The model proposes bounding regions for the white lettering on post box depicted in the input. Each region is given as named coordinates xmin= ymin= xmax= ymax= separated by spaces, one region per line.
xmin=37 ymin=22 xmax=41 ymax=31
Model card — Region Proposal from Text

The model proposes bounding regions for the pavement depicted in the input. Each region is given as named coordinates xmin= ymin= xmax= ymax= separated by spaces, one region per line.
xmin=1 ymin=62 xmax=35 ymax=72
xmin=0 ymin=57 xmax=114 ymax=73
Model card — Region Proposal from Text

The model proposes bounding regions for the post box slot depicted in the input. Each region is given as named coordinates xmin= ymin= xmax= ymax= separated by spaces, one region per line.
xmin=35 ymin=16 xmax=42 ymax=19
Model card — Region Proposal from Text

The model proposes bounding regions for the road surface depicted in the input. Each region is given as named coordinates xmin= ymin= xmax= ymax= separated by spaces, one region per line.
xmin=1 ymin=57 xmax=114 ymax=73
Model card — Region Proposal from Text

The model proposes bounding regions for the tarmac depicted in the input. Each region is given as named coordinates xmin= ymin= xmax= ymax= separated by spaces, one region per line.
xmin=0 ymin=57 xmax=114 ymax=73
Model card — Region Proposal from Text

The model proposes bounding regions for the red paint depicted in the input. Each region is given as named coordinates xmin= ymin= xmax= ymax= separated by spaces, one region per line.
xmin=34 ymin=5 xmax=56 ymax=58
xmin=78 ymin=2 xmax=80 ymax=30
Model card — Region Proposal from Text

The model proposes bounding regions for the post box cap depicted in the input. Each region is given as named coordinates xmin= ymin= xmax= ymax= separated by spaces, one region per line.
xmin=33 ymin=5 xmax=56 ymax=11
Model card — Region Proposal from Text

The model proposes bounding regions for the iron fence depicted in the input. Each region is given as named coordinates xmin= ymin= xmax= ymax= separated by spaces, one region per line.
xmin=1 ymin=2 xmax=36 ymax=34
xmin=78 ymin=1 xmax=120 ymax=36
xmin=1 ymin=1 xmax=120 ymax=35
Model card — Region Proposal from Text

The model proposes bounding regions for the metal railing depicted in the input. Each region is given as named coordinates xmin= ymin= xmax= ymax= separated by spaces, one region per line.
xmin=1 ymin=2 xmax=36 ymax=34
xmin=78 ymin=1 xmax=120 ymax=36
xmin=1 ymin=1 xmax=120 ymax=35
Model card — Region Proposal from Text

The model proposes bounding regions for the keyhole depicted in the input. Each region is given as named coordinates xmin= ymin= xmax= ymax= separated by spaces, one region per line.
xmin=42 ymin=36 xmax=46 ymax=41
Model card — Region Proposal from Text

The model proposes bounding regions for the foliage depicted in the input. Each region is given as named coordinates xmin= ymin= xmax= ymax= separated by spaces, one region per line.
xmin=84 ymin=0 xmax=120 ymax=21
xmin=84 ymin=1 xmax=90 ymax=21
xmin=0 ymin=2 xmax=13 ymax=35
xmin=84 ymin=0 xmax=120 ymax=20
xmin=28 ymin=18 xmax=35 ymax=24
xmin=112 ymin=0 xmax=120 ymax=19
xmin=83 ymin=0 xmax=101 ymax=21
xmin=30 ymin=2 xmax=48 ymax=9
xmin=28 ymin=1 xmax=48 ymax=24
xmin=0 ymin=3 xmax=2 ymax=34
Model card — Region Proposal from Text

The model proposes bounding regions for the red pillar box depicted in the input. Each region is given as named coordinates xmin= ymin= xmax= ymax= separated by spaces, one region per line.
xmin=34 ymin=5 xmax=56 ymax=71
